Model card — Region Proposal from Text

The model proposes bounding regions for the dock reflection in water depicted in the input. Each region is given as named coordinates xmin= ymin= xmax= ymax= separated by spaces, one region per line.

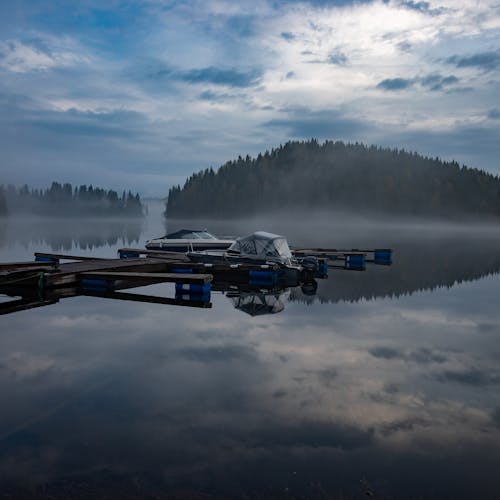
xmin=1 ymin=211 xmax=500 ymax=499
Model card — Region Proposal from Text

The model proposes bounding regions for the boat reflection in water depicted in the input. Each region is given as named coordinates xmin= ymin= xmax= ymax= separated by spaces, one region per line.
xmin=226 ymin=288 xmax=291 ymax=316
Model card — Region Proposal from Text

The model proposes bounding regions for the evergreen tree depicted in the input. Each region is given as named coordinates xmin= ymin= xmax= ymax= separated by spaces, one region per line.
xmin=166 ymin=139 xmax=500 ymax=219
xmin=1 ymin=182 xmax=144 ymax=217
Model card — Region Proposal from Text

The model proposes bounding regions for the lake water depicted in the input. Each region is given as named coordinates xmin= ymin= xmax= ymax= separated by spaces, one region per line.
xmin=1 ymin=201 xmax=500 ymax=499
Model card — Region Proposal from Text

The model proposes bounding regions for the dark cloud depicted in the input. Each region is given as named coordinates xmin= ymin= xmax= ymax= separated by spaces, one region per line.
xmin=272 ymin=388 xmax=287 ymax=399
xmin=376 ymin=78 xmax=415 ymax=90
xmin=316 ymin=367 xmax=339 ymax=387
xmin=408 ymin=348 xmax=446 ymax=364
xmin=492 ymin=408 xmax=500 ymax=427
xmin=379 ymin=417 xmax=429 ymax=436
xmin=400 ymin=1 xmax=444 ymax=15
xmin=445 ymin=51 xmax=500 ymax=71
xmin=199 ymin=90 xmax=233 ymax=101
xmin=263 ymin=107 xmax=369 ymax=139
xmin=177 ymin=344 xmax=258 ymax=363
xmin=0 ymin=93 xmax=147 ymax=140
xmin=420 ymin=73 xmax=459 ymax=91
xmin=254 ymin=420 xmax=374 ymax=450
xmin=179 ymin=66 xmax=262 ymax=87
xmin=369 ymin=346 xmax=401 ymax=359
xmin=225 ymin=15 xmax=256 ymax=38
xmin=327 ymin=52 xmax=348 ymax=65
xmin=397 ymin=41 xmax=412 ymax=53
xmin=384 ymin=383 xmax=399 ymax=394
xmin=281 ymin=32 xmax=295 ymax=41
xmin=476 ymin=322 xmax=498 ymax=333
xmin=377 ymin=74 xmax=459 ymax=92
xmin=487 ymin=109 xmax=500 ymax=120
xmin=296 ymin=0 xmax=372 ymax=5
xmin=433 ymin=368 xmax=500 ymax=386
xmin=142 ymin=62 xmax=261 ymax=88
xmin=369 ymin=346 xmax=447 ymax=364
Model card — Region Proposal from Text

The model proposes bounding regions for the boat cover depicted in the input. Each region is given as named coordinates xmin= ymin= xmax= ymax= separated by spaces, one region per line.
xmin=228 ymin=231 xmax=292 ymax=260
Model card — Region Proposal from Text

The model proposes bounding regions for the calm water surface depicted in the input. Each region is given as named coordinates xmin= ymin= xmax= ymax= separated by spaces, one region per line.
xmin=1 ymin=202 xmax=500 ymax=499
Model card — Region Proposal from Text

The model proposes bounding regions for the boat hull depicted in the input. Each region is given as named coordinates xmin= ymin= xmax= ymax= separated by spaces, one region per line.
xmin=187 ymin=251 xmax=303 ymax=283
xmin=146 ymin=241 xmax=233 ymax=252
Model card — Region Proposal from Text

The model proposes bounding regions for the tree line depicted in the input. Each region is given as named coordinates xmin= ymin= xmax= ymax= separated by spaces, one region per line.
xmin=0 ymin=182 xmax=144 ymax=217
xmin=166 ymin=139 xmax=500 ymax=219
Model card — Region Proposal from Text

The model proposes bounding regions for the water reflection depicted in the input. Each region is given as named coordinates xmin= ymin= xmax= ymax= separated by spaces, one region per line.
xmin=0 ymin=216 xmax=142 ymax=253
xmin=1 ymin=212 xmax=500 ymax=498
xmin=292 ymin=236 xmax=500 ymax=305
xmin=227 ymin=288 xmax=291 ymax=316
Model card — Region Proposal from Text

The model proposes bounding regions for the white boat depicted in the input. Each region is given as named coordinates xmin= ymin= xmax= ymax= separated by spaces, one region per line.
xmin=145 ymin=229 xmax=234 ymax=252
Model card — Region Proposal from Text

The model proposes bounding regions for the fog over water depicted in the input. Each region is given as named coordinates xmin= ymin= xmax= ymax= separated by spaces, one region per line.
xmin=1 ymin=201 xmax=500 ymax=499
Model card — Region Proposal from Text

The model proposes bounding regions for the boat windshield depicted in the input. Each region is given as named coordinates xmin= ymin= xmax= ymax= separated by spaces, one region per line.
xmin=165 ymin=230 xmax=217 ymax=240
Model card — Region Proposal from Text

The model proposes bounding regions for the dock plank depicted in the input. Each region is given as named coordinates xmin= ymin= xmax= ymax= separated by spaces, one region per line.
xmin=0 ymin=261 xmax=55 ymax=271
xmin=34 ymin=252 xmax=108 ymax=261
xmin=82 ymin=289 xmax=211 ymax=308
xmin=118 ymin=248 xmax=190 ymax=261
xmin=79 ymin=271 xmax=212 ymax=284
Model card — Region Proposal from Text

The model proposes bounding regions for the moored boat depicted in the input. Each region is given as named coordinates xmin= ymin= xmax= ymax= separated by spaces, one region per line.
xmin=145 ymin=229 xmax=234 ymax=252
xmin=187 ymin=231 xmax=304 ymax=281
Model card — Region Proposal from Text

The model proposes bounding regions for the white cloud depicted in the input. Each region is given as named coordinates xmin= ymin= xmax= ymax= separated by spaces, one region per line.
xmin=0 ymin=0 xmax=499 ymax=193
xmin=0 ymin=36 xmax=90 ymax=73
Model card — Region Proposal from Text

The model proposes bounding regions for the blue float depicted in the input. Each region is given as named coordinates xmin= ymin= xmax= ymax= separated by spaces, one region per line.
xmin=118 ymin=250 xmax=140 ymax=259
xmin=345 ymin=253 xmax=366 ymax=270
xmin=35 ymin=256 xmax=58 ymax=263
xmin=249 ymin=270 xmax=278 ymax=286
xmin=374 ymin=249 xmax=392 ymax=264
xmin=81 ymin=278 xmax=112 ymax=290
xmin=316 ymin=260 xmax=329 ymax=277
xmin=175 ymin=291 xmax=211 ymax=303
xmin=175 ymin=283 xmax=211 ymax=294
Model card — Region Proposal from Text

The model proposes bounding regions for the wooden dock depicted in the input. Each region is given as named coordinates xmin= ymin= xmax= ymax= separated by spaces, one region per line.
xmin=0 ymin=256 xmax=206 ymax=288
xmin=0 ymin=244 xmax=392 ymax=317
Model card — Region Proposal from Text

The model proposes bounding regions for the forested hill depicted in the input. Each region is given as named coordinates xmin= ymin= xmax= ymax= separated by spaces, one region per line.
xmin=166 ymin=140 xmax=500 ymax=219
xmin=0 ymin=182 xmax=144 ymax=217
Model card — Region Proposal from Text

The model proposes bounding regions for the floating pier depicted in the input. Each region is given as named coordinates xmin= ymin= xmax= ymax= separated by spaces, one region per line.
xmin=293 ymin=247 xmax=393 ymax=270
xmin=0 ymin=245 xmax=392 ymax=317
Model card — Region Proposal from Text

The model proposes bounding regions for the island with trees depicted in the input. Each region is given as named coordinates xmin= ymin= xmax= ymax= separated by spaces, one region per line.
xmin=0 ymin=182 xmax=144 ymax=217
xmin=166 ymin=140 xmax=500 ymax=219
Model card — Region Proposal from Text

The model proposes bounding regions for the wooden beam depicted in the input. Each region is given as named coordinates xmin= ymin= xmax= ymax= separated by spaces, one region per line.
xmin=293 ymin=249 xmax=366 ymax=257
xmin=82 ymin=289 xmax=212 ymax=308
xmin=0 ymin=268 xmax=48 ymax=287
xmin=0 ymin=261 xmax=55 ymax=271
xmin=34 ymin=252 xmax=108 ymax=261
xmin=118 ymin=248 xmax=189 ymax=260
xmin=0 ymin=297 xmax=59 ymax=316
xmin=79 ymin=271 xmax=213 ymax=284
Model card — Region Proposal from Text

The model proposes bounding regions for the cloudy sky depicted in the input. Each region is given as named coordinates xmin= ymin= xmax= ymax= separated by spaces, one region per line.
xmin=1 ymin=0 xmax=499 ymax=196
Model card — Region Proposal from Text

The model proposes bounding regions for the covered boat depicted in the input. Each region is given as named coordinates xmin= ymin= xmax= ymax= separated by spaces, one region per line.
xmin=226 ymin=231 xmax=295 ymax=266
xmin=145 ymin=229 xmax=234 ymax=252
xmin=187 ymin=231 xmax=303 ymax=282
